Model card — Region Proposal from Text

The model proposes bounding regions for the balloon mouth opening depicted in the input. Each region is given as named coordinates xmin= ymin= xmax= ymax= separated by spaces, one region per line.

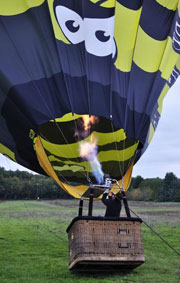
xmin=37 ymin=113 xmax=138 ymax=188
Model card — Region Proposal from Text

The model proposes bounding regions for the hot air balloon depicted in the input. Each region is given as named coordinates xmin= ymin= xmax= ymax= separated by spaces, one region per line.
xmin=0 ymin=0 xmax=180 ymax=271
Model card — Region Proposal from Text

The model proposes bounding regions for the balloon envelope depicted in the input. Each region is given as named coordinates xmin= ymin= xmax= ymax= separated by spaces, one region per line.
xmin=0 ymin=0 xmax=180 ymax=197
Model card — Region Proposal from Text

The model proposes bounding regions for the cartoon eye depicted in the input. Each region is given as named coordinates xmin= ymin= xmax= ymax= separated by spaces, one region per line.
xmin=55 ymin=6 xmax=84 ymax=44
xmin=95 ymin=31 xmax=110 ymax=42
xmin=65 ymin=20 xmax=80 ymax=33
xmin=84 ymin=17 xmax=116 ymax=57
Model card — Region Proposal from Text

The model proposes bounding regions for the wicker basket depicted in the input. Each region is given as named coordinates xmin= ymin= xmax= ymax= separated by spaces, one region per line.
xmin=66 ymin=216 xmax=145 ymax=271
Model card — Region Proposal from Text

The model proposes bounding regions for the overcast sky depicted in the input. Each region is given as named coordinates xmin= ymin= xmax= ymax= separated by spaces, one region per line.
xmin=0 ymin=78 xmax=180 ymax=179
xmin=133 ymin=78 xmax=180 ymax=178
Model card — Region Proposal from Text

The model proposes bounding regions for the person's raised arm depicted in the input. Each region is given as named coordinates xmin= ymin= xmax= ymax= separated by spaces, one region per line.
xmin=101 ymin=189 xmax=110 ymax=206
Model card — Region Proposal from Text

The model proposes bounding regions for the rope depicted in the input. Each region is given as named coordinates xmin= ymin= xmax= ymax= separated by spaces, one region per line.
xmin=129 ymin=208 xmax=180 ymax=257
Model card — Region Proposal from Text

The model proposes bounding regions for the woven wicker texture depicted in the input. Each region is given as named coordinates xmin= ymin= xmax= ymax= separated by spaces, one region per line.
xmin=68 ymin=219 xmax=145 ymax=269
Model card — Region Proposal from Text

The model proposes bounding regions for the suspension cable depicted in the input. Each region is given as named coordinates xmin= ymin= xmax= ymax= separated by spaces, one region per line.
xmin=129 ymin=207 xmax=180 ymax=257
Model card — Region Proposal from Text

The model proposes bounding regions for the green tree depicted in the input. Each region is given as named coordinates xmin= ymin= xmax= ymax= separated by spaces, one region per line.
xmin=132 ymin=175 xmax=144 ymax=189
xmin=0 ymin=167 xmax=72 ymax=200
xmin=158 ymin=172 xmax=179 ymax=202
xmin=173 ymin=180 xmax=180 ymax=202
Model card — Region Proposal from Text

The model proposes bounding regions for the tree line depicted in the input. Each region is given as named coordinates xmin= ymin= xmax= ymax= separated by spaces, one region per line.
xmin=0 ymin=167 xmax=180 ymax=201
xmin=127 ymin=173 xmax=180 ymax=202
xmin=0 ymin=167 xmax=72 ymax=200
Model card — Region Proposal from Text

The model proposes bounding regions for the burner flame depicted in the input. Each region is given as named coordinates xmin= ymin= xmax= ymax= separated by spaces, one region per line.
xmin=79 ymin=133 xmax=104 ymax=184
xmin=82 ymin=115 xmax=98 ymax=131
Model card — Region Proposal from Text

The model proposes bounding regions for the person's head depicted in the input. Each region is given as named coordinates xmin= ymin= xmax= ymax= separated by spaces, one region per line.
xmin=111 ymin=192 xmax=115 ymax=200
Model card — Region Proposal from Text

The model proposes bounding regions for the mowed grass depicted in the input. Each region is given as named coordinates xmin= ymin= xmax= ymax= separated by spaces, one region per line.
xmin=0 ymin=200 xmax=180 ymax=283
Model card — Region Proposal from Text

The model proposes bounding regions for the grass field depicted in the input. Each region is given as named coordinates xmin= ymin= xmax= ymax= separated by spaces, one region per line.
xmin=0 ymin=200 xmax=180 ymax=283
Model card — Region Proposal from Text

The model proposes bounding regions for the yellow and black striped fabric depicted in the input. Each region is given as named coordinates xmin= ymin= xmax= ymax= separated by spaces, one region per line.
xmin=35 ymin=114 xmax=138 ymax=195
xmin=0 ymin=0 xmax=180 ymax=197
